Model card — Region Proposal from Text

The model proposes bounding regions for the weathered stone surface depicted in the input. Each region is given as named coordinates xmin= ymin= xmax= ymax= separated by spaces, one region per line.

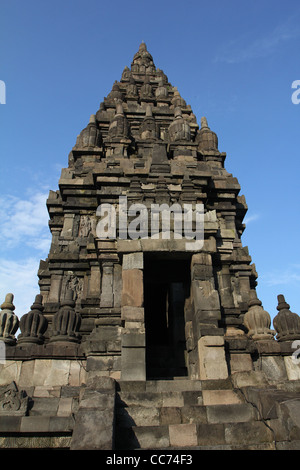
xmin=123 ymin=252 xmax=143 ymax=270
xmin=70 ymin=381 xmax=116 ymax=450
xmin=206 ymin=403 xmax=257 ymax=424
xmin=169 ymin=423 xmax=198 ymax=447
xmin=198 ymin=336 xmax=228 ymax=380
xmin=202 ymin=390 xmax=242 ymax=406
xmin=2 ymin=42 xmax=300 ymax=451
xmin=122 ymin=269 xmax=143 ymax=307
xmin=224 ymin=421 xmax=274 ymax=445
xmin=133 ymin=425 xmax=170 ymax=449
xmin=121 ymin=306 xmax=144 ymax=322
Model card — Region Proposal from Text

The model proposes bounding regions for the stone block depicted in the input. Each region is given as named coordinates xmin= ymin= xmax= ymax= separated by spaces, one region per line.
xmin=197 ymin=423 xmax=226 ymax=446
xmin=198 ymin=336 xmax=228 ymax=380
xmin=118 ymin=405 xmax=160 ymax=427
xmin=0 ymin=416 xmax=21 ymax=432
xmin=121 ymin=347 xmax=146 ymax=381
xmin=207 ymin=403 xmax=257 ymax=424
xmin=69 ymin=360 xmax=86 ymax=386
xmin=121 ymin=306 xmax=144 ymax=322
xmin=31 ymin=360 xmax=70 ymax=387
xmin=231 ymin=370 xmax=269 ymax=388
xmin=180 ymin=405 xmax=207 ymax=424
xmin=202 ymin=389 xmax=242 ymax=405
xmin=284 ymin=356 xmax=300 ymax=380
xmin=33 ymin=386 xmax=61 ymax=398
xmin=113 ymin=263 xmax=122 ymax=308
xmin=78 ymin=389 xmax=115 ymax=410
xmin=192 ymin=265 xmax=213 ymax=281
xmin=0 ymin=361 xmax=21 ymax=385
xmin=192 ymin=280 xmax=220 ymax=311
xmin=123 ymin=252 xmax=143 ymax=270
xmin=57 ymin=397 xmax=73 ymax=417
xmin=49 ymin=416 xmax=73 ymax=433
xmin=160 ymin=407 xmax=181 ymax=425
xmin=122 ymin=330 xmax=146 ymax=348
xmin=224 ymin=421 xmax=274 ymax=445
xmin=100 ymin=264 xmax=114 ymax=308
xmin=162 ymin=392 xmax=185 ymax=407
xmin=260 ymin=356 xmax=287 ymax=382
xmin=133 ymin=425 xmax=170 ymax=449
xmin=85 ymin=375 xmax=116 ymax=392
xmin=30 ymin=397 xmax=60 ymax=416
xmin=182 ymin=390 xmax=202 ymax=405
xmin=122 ymin=269 xmax=143 ymax=307
xmin=117 ymin=239 xmax=142 ymax=253
xmin=169 ymin=423 xmax=198 ymax=447
xmin=118 ymin=392 xmax=162 ymax=408
xmin=18 ymin=360 xmax=35 ymax=388
xmin=70 ymin=408 xmax=114 ymax=450
xmin=20 ymin=416 xmax=51 ymax=433
xmin=229 ymin=353 xmax=253 ymax=373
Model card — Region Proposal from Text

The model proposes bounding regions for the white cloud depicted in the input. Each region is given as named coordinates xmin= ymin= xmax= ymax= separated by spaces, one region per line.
xmin=0 ymin=191 xmax=52 ymax=321
xmin=0 ymin=191 xmax=51 ymax=253
xmin=214 ymin=13 xmax=300 ymax=64
xmin=244 ymin=213 xmax=260 ymax=225
xmin=0 ymin=257 xmax=41 ymax=318
xmin=262 ymin=266 xmax=300 ymax=287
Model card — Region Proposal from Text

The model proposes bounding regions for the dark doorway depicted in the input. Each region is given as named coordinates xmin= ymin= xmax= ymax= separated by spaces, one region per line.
xmin=144 ymin=256 xmax=191 ymax=379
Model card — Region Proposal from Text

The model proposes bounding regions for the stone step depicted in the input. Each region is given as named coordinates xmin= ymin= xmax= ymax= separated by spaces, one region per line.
xmin=115 ymin=420 xmax=274 ymax=450
xmin=116 ymin=390 xmax=203 ymax=408
xmin=116 ymin=403 xmax=258 ymax=428
xmin=116 ymin=378 xmax=234 ymax=393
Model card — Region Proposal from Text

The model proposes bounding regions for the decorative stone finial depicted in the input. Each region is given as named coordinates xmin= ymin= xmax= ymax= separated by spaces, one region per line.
xmin=273 ymin=294 xmax=300 ymax=342
xmin=201 ymin=117 xmax=209 ymax=128
xmin=0 ymin=294 xmax=19 ymax=345
xmin=139 ymin=41 xmax=147 ymax=52
xmin=155 ymin=79 xmax=168 ymax=100
xmin=168 ymin=108 xmax=191 ymax=142
xmin=108 ymin=100 xmax=130 ymax=139
xmin=106 ymin=81 xmax=124 ymax=103
xmin=50 ymin=289 xmax=81 ymax=343
xmin=243 ymin=290 xmax=274 ymax=341
xmin=89 ymin=114 xmax=96 ymax=124
xmin=75 ymin=114 xmax=102 ymax=148
xmin=197 ymin=117 xmax=219 ymax=151
xmin=18 ymin=294 xmax=48 ymax=344
xmin=140 ymin=75 xmax=153 ymax=99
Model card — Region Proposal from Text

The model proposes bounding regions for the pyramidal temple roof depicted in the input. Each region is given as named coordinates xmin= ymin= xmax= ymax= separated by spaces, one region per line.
xmin=74 ymin=43 xmax=219 ymax=154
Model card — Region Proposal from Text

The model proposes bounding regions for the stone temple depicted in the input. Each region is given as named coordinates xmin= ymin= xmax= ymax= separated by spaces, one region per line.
xmin=1 ymin=43 xmax=300 ymax=450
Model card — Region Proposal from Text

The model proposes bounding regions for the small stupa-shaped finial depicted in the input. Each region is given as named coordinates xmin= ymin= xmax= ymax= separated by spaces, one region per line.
xmin=201 ymin=116 xmax=209 ymax=128
xmin=243 ymin=290 xmax=274 ymax=341
xmin=1 ymin=293 xmax=15 ymax=311
xmin=50 ymin=288 xmax=81 ymax=343
xmin=273 ymin=294 xmax=300 ymax=342
xmin=139 ymin=41 xmax=147 ymax=52
xmin=0 ymin=293 xmax=19 ymax=344
xmin=89 ymin=114 xmax=96 ymax=124
xmin=18 ymin=294 xmax=48 ymax=344
xmin=197 ymin=116 xmax=219 ymax=152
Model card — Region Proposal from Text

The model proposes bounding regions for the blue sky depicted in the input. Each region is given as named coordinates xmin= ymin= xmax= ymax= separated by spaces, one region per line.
xmin=0 ymin=0 xmax=299 ymax=324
